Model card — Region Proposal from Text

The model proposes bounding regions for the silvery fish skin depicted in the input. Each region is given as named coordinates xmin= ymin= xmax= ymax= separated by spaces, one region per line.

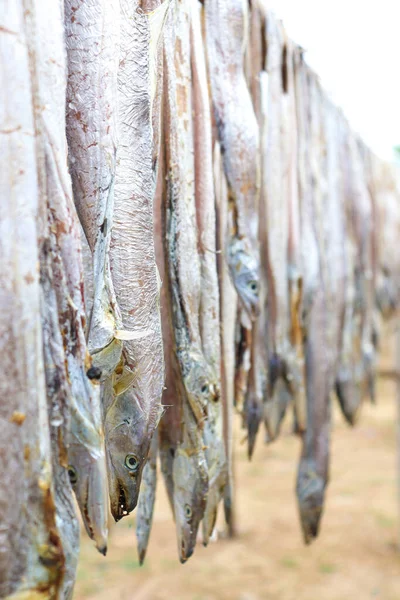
xmin=190 ymin=0 xmax=227 ymax=545
xmin=39 ymin=240 xmax=80 ymax=599
xmin=356 ymin=136 xmax=379 ymax=403
xmin=80 ymin=224 xmax=95 ymax=329
xmin=262 ymin=14 xmax=293 ymax=440
xmin=154 ymin=132 xmax=180 ymax=516
xmin=163 ymin=0 xmax=217 ymax=426
xmin=287 ymin=40 xmax=306 ymax=435
xmin=136 ymin=431 xmax=158 ymax=565
xmin=235 ymin=313 xmax=252 ymax=426
xmin=296 ymin=72 xmax=346 ymax=544
xmin=0 ymin=1 xmax=65 ymax=595
xmin=374 ymin=161 xmax=400 ymax=319
xmin=107 ymin=0 xmax=166 ymax=521
xmin=215 ymin=142 xmax=237 ymax=535
xmin=336 ymin=121 xmax=376 ymax=422
xmin=35 ymin=0 xmax=109 ymax=554
xmin=205 ymin=0 xmax=261 ymax=321
xmin=163 ymin=2 xmax=209 ymax=561
xmin=334 ymin=115 xmax=364 ymax=425
xmin=235 ymin=0 xmax=265 ymax=427
xmin=244 ymin=62 xmax=270 ymax=459
xmin=65 ymin=0 xmax=123 ymax=379
xmin=156 ymin=128 xmax=209 ymax=562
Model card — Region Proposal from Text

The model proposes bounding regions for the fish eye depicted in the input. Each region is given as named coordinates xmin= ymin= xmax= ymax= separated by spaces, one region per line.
xmin=124 ymin=454 xmax=139 ymax=472
xmin=184 ymin=504 xmax=192 ymax=520
xmin=201 ymin=383 xmax=209 ymax=395
xmin=248 ymin=280 xmax=258 ymax=293
xmin=68 ymin=466 xmax=78 ymax=485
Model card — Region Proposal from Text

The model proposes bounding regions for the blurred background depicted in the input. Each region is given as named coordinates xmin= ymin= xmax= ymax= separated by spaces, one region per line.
xmin=266 ymin=0 xmax=400 ymax=161
xmin=74 ymin=2 xmax=400 ymax=598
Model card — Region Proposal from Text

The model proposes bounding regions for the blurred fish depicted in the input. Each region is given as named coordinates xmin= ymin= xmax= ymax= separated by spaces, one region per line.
xmin=261 ymin=14 xmax=293 ymax=440
xmin=296 ymin=68 xmax=346 ymax=544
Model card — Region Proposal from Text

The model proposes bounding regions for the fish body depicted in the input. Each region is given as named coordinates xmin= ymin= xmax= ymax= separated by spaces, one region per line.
xmin=136 ymin=431 xmax=158 ymax=565
xmin=190 ymin=0 xmax=227 ymax=544
xmin=335 ymin=115 xmax=364 ymax=425
xmin=215 ymin=142 xmax=237 ymax=535
xmin=107 ymin=0 xmax=166 ymax=520
xmin=205 ymin=0 xmax=261 ymax=321
xmin=35 ymin=0 xmax=109 ymax=552
xmin=163 ymin=0 xmax=217 ymax=425
xmin=287 ymin=40 xmax=306 ymax=435
xmin=65 ymin=0 xmax=123 ymax=378
xmin=261 ymin=14 xmax=293 ymax=440
xmin=40 ymin=243 xmax=81 ymax=598
xmin=296 ymin=68 xmax=346 ymax=544
xmin=0 ymin=1 xmax=66 ymax=595
xmin=162 ymin=0 xmax=209 ymax=560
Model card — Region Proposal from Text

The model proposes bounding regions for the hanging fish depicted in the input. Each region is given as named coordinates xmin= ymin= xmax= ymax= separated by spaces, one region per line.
xmin=296 ymin=69 xmax=346 ymax=544
xmin=162 ymin=0 xmax=210 ymax=560
xmin=261 ymin=14 xmax=293 ymax=440
xmin=136 ymin=431 xmax=158 ymax=565
xmin=106 ymin=0 xmax=168 ymax=521
xmin=65 ymin=0 xmax=123 ymax=380
xmin=0 ymin=0 xmax=65 ymax=595
xmin=215 ymin=142 xmax=237 ymax=536
xmin=190 ymin=0 xmax=227 ymax=545
xmin=205 ymin=0 xmax=261 ymax=321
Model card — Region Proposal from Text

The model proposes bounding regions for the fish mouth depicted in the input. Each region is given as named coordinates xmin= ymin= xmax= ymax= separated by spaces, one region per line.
xmin=81 ymin=469 xmax=108 ymax=555
xmin=203 ymin=505 xmax=218 ymax=547
xmin=114 ymin=484 xmax=129 ymax=522
xmin=179 ymin=539 xmax=194 ymax=564
xmin=112 ymin=479 xmax=139 ymax=522
xmin=81 ymin=499 xmax=108 ymax=555
xmin=297 ymin=472 xmax=325 ymax=545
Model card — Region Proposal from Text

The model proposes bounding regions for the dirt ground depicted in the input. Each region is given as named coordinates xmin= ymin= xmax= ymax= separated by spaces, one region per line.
xmin=74 ymin=336 xmax=400 ymax=600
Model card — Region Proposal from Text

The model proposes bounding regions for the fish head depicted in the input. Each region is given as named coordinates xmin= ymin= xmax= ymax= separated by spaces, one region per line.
xmin=297 ymin=459 xmax=326 ymax=544
xmin=184 ymin=354 xmax=220 ymax=419
xmin=246 ymin=391 xmax=263 ymax=460
xmin=172 ymin=447 xmax=208 ymax=563
xmin=227 ymin=238 xmax=260 ymax=320
xmin=68 ymin=438 xmax=109 ymax=555
xmin=104 ymin=388 xmax=161 ymax=521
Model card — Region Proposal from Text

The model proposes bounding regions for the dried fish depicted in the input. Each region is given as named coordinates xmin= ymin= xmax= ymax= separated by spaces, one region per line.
xmin=40 ymin=242 xmax=80 ymax=599
xmin=205 ymin=0 xmax=261 ymax=321
xmin=0 ymin=1 xmax=64 ymax=595
xmin=136 ymin=431 xmax=158 ymax=565
xmin=106 ymin=0 xmax=167 ymax=520
xmin=262 ymin=14 xmax=293 ymax=440
xmin=163 ymin=0 xmax=209 ymax=560
xmin=215 ymin=142 xmax=237 ymax=535
xmin=190 ymin=0 xmax=227 ymax=545
xmin=65 ymin=0 xmax=123 ymax=379
xmin=296 ymin=72 xmax=346 ymax=544
xmin=36 ymin=0 xmax=109 ymax=552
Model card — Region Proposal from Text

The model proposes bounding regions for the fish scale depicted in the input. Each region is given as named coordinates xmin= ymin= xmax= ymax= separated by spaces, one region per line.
xmin=105 ymin=0 xmax=165 ymax=522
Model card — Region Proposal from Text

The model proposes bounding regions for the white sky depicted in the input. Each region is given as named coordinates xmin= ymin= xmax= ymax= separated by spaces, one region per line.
xmin=265 ymin=0 xmax=400 ymax=160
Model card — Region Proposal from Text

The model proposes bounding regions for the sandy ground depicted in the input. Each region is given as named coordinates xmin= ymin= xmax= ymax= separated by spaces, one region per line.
xmin=74 ymin=338 xmax=400 ymax=600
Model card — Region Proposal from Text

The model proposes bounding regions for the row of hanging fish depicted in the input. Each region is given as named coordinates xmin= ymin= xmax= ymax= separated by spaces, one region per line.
xmin=2 ymin=0 xmax=400 ymax=597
